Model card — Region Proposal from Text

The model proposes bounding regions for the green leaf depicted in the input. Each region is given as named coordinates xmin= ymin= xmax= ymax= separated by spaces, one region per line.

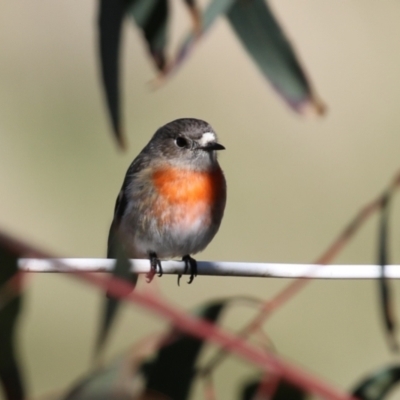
xmin=128 ymin=0 xmax=169 ymax=71
xmin=98 ymin=0 xmax=130 ymax=149
xmin=240 ymin=378 xmax=307 ymax=400
xmin=96 ymin=243 xmax=136 ymax=358
xmin=140 ymin=300 xmax=227 ymax=400
xmin=65 ymin=300 xmax=229 ymax=400
xmin=182 ymin=0 xmax=196 ymax=6
xmin=226 ymin=0 xmax=324 ymax=115
xmin=167 ymin=0 xmax=324 ymax=115
xmin=98 ymin=0 xmax=170 ymax=148
xmin=352 ymin=365 xmax=400 ymax=400
xmin=0 ymin=246 xmax=25 ymax=400
xmin=62 ymin=356 xmax=131 ymax=400
xmin=181 ymin=0 xmax=201 ymax=38
xmin=377 ymin=192 xmax=398 ymax=351
xmin=168 ymin=0 xmax=236 ymax=72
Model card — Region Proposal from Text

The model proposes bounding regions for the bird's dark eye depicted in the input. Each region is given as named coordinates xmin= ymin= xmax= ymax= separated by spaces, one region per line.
xmin=175 ymin=137 xmax=187 ymax=148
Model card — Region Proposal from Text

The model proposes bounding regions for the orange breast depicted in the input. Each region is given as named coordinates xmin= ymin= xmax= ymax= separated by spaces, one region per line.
xmin=152 ymin=166 xmax=224 ymax=206
xmin=151 ymin=166 xmax=225 ymax=227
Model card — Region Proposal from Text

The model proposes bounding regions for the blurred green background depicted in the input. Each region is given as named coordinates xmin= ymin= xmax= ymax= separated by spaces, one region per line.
xmin=1 ymin=1 xmax=400 ymax=398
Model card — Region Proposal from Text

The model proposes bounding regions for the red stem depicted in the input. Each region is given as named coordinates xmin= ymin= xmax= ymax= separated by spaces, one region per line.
xmin=66 ymin=269 xmax=356 ymax=400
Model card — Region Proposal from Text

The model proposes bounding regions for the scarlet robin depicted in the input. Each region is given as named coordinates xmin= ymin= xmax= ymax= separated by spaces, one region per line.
xmin=108 ymin=118 xmax=227 ymax=284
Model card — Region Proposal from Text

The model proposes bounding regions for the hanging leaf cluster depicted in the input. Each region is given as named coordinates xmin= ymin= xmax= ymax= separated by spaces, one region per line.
xmin=98 ymin=0 xmax=325 ymax=148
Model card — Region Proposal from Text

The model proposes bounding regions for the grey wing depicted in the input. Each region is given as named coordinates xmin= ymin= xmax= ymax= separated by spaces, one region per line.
xmin=107 ymin=154 xmax=151 ymax=258
xmin=107 ymin=189 xmax=128 ymax=258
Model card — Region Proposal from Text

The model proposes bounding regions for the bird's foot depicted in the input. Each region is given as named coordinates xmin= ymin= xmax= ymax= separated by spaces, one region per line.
xmin=146 ymin=252 xmax=162 ymax=283
xmin=177 ymin=255 xmax=197 ymax=286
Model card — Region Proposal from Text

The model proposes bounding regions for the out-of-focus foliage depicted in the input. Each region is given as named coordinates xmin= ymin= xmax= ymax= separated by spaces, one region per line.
xmin=64 ymin=300 xmax=228 ymax=400
xmin=240 ymin=377 xmax=307 ymax=400
xmin=98 ymin=0 xmax=324 ymax=148
xmin=352 ymin=365 xmax=400 ymax=400
xmin=0 ymin=244 xmax=25 ymax=400
xmin=96 ymin=243 xmax=137 ymax=358
xmin=377 ymin=189 xmax=398 ymax=352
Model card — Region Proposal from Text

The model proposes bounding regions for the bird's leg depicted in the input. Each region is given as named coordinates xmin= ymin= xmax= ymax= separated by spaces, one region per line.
xmin=178 ymin=255 xmax=198 ymax=286
xmin=146 ymin=252 xmax=162 ymax=283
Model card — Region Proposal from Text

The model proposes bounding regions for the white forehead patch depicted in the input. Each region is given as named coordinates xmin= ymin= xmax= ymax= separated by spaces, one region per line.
xmin=198 ymin=132 xmax=216 ymax=146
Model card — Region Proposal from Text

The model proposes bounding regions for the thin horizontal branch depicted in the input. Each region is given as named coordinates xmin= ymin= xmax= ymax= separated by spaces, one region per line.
xmin=18 ymin=258 xmax=400 ymax=279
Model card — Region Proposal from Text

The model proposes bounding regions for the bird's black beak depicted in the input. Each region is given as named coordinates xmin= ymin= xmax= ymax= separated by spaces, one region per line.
xmin=200 ymin=142 xmax=225 ymax=151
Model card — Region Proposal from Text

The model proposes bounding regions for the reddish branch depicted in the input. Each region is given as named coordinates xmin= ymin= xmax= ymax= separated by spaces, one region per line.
xmin=2 ymin=169 xmax=400 ymax=399
xmin=200 ymin=169 xmax=400 ymax=378
xmin=0 ymin=230 xmax=355 ymax=400
xmin=70 ymin=269 xmax=356 ymax=400
xmin=243 ymin=169 xmax=400 ymax=335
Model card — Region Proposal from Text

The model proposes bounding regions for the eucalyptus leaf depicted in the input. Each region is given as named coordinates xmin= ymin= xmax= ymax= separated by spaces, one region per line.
xmin=140 ymin=300 xmax=227 ymax=400
xmin=129 ymin=0 xmax=168 ymax=71
xmin=240 ymin=378 xmax=307 ymax=400
xmin=98 ymin=0 xmax=169 ymax=148
xmin=0 ymin=246 xmax=25 ymax=400
xmin=352 ymin=365 xmax=400 ymax=400
xmin=98 ymin=0 xmax=130 ymax=148
xmin=226 ymin=0 xmax=324 ymax=115
xmin=66 ymin=300 xmax=229 ymax=400
xmin=377 ymin=192 xmax=398 ymax=351
xmin=62 ymin=357 xmax=132 ymax=400
xmin=168 ymin=0 xmax=236 ymax=72
xmin=96 ymin=243 xmax=136 ymax=358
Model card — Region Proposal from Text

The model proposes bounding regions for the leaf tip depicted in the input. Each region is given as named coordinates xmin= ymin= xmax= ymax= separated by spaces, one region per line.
xmin=388 ymin=334 xmax=399 ymax=353
xmin=148 ymin=72 xmax=168 ymax=91
xmin=298 ymin=94 xmax=327 ymax=117
xmin=115 ymin=130 xmax=128 ymax=151
xmin=189 ymin=8 xmax=202 ymax=38
xmin=183 ymin=0 xmax=202 ymax=37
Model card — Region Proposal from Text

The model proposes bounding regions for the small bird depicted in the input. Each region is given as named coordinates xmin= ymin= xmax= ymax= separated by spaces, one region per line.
xmin=107 ymin=118 xmax=227 ymax=284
